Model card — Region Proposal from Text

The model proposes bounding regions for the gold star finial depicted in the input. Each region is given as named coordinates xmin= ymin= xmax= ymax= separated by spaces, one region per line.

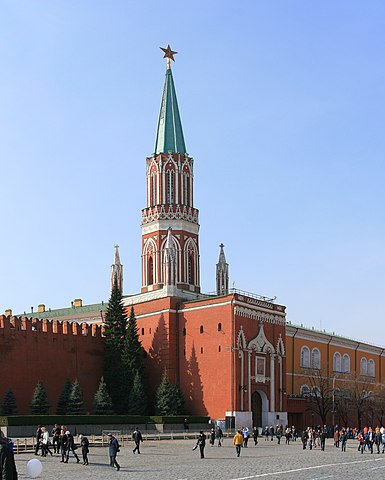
xmin=160 ymin=44 xmax=178 ymax=68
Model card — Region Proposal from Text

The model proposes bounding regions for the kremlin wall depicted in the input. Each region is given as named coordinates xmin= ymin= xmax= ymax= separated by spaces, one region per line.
xmin=0 ymin=315 xmax=103 ymax=414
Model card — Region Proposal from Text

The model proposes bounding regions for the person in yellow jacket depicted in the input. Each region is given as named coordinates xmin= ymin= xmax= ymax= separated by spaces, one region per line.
xmin=233 ymin=430 xmax=244 ymax=457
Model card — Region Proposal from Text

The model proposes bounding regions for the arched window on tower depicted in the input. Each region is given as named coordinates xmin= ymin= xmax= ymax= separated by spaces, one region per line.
xmin=183 ymin=173 xmax=190 ymax=206
xmin=333 ymin=352 xmax=341 ymax=372
xmin=188 ymin=254 xmax=194 ymax=285
xmin=167 ymin=170 xmax=175 ymax=204
xmin=148 ymin=256 xmax=154 ymax=285
xmin=151 ymin=172 xmax=157 ymax=206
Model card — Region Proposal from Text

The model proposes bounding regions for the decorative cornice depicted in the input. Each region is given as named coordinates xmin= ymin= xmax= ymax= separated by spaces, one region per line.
xmin=234 ymin=306 xmax=285 ymax=326
xmin=142 ymin=205 xmax=199 ymax=225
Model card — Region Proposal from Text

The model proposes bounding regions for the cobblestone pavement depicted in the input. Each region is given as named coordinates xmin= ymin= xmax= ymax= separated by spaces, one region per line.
xmin=14 ymin=439 xmax=385 ymax=480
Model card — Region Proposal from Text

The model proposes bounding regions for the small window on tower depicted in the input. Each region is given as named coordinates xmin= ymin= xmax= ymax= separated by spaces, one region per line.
xmin=182 ymin=327 xmax=186 ymax=336
xmin=218 ymin=322 xmax=222 ymax=332
xmin=218 ymin=345 xmax=221 ymax=352
xmin=200 ymin=325 xmax=204 ymax=334
xmin=201 ymin=347 xmax=203 ymax=354
xmin=141 ymin=328 xmax=144 ymax=335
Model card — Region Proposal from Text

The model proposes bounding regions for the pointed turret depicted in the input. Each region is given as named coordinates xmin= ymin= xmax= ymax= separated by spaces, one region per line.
xmin=111 ymin=244 xmax=123 ymax=294
xmin=141 ymin=47 xmax=200 ymax=295
xmin=154 ymin=66 xmax=187 ymax=155
xmin=216 ymin=243 xmax=229 ymax=295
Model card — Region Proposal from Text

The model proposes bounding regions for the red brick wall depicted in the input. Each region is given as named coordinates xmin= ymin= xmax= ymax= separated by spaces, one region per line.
xmin=0 ymin=315 xmax=104 ymax=415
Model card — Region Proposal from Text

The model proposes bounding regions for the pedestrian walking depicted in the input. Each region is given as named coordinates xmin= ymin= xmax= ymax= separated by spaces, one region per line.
xmin=65 ymin=431 xmax=80 ymax=463
xmin=183 ymin=419 xmax=189 ymax=433
xmin=108 ymin=433 xmax=120 ymax=471
xmin=79 ymin=434 xmax=89 ymax=465
xmin=209 ymin=428 xmax=216 ymax=446
xmin=60 ymin=429 xmax=68 ymax=463
xmin=334 ymin=428 xmax=340 ymax=448
xmin=132 ymin=427 xmax=143 ymax=454
xmin=253 ymin=426 xmax=259 ymax=446
xmin=0 ymin=430 xmax=17 ymax=480
xmin=40 ymin=426 xmax=53 ymax=457
xmin=233 ymin=430 xmax=243 ymax=457
xmin=301 ymin=428 xmax=308 ymax=449
xmin=51 ymin=424 xmax=61 ymax=454
xmin=196 ymin=431 xmax=206 ymax=459
xmin=320 ymin=426 xmax=327 ymax=451
xmin=242 ymin=427 xmax=249 ymax=447
xmin=34 ymin=425 xmax=43 ymax=456
xmin=216 ymin=426 xmax=223 ymax=447
xmin=275 ymin=425 xmax=282 ymax=445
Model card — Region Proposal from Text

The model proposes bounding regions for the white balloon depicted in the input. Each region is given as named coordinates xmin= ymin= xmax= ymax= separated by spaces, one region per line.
xmin=26 ymin=458 xmax=43 ymax=478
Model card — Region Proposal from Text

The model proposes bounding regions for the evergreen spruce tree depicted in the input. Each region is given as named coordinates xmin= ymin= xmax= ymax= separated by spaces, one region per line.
xmin=67 ymin=379 xmax=85 ymax=415
xmin=122 ymin=306 xmax=147 ymax=408
xmin=1 ymin=389 xmax=17 ymax=415
xmin=103 ymin=277 xmax=128 ymax=413
xmin=127 ymin=370 xmax=148 ymax=415
xmin=30 ymin=381 xmax=50 ymax=415
xmin=170 ymin=383 xmax=185 ymax=415
xmin=155 ymin=370 xmax=184 ymax=415
xmin=93 ymin=377 xmax=113 ymax=415
xmin=56 ymin=377 xmax=72 ymax=415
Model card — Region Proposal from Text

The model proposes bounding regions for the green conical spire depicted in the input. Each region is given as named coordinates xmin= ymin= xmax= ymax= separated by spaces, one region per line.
xmin=154 ymin=66 xmax=187 ymax=155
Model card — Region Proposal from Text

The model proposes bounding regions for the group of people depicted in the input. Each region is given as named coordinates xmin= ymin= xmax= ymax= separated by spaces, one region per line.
xmin=333 ymin=426 xmax=385 ymax=454
xmin=301 ymin=426 xmax=328 ymax=451
xmin=263 ymin=425 xmax=298 ymax=444
xmin=33 ymin=424 xmax=144 ymax=472
xmin=34 ymin=424 xmax=89 ymax=464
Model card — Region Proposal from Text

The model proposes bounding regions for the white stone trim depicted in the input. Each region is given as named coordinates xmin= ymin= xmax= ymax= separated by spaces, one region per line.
xmin=235 ymin=306 xmax=285 ymax=326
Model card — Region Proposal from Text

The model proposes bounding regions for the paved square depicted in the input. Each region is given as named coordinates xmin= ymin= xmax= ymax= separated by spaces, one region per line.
xmin=14 ymin=438 xmax=385 ymax=480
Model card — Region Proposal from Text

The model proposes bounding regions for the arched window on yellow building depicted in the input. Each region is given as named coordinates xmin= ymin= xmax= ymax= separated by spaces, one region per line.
xmin=342 ymin=354 xmax=350 ymax=373
xmin=300 ymin=346 xmax=310 ymax=368
xmin=368 ymin=358 xmax=375 ymax=377
xmin=333 ymin=352 xmax=341 ymax=372
xmin=360 ymin=357 xmax=367 ymax=376
xmin=311 ymin=348 xmax=321 ymax=370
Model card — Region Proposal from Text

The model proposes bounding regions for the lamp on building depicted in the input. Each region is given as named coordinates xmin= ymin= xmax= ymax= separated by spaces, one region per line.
xmin=239 ymin=385 xmax=247 ymax=393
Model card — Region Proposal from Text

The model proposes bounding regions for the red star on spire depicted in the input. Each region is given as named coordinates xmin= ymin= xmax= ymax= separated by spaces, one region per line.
xmin=160 ymin=44 xmax=178 ymax=62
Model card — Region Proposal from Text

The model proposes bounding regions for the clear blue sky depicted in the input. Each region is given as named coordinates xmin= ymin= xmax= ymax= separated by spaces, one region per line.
xmin=1 ymin=1 xmax=384 ymax=346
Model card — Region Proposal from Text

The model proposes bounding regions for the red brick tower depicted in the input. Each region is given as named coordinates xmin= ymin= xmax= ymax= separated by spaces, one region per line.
xmin=141 ymin=52 xmax=200 ymax=294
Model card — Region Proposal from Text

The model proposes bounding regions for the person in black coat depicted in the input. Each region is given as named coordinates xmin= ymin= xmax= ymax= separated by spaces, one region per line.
xmin=196 ymin=431 xmax=206 ymax=459
xmin=34 ymin=425 xmax=42 ymax=456
xmin=78 ymin=435 xmax=89 ymax=465
xmin=0 ymin=431 xmax=17 ymax=480
xmin=301 ymin=429 xmax=308 ymax=449
xmin=64 ymin=431 xmax=80 ymax=463
xmin=253 ymin=426 xmax=259 ymax=446
xmin=132 ymin=427 xmax=143 ymax=454
xmin=51 ymin=424 xmax=61 ymax=454
xmin=320 ymin=426 xmax=327 ymax=451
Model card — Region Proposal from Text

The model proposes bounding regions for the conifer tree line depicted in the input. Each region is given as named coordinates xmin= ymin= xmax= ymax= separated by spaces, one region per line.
xmin=1 ymin=280 xmax=185 ymax=416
